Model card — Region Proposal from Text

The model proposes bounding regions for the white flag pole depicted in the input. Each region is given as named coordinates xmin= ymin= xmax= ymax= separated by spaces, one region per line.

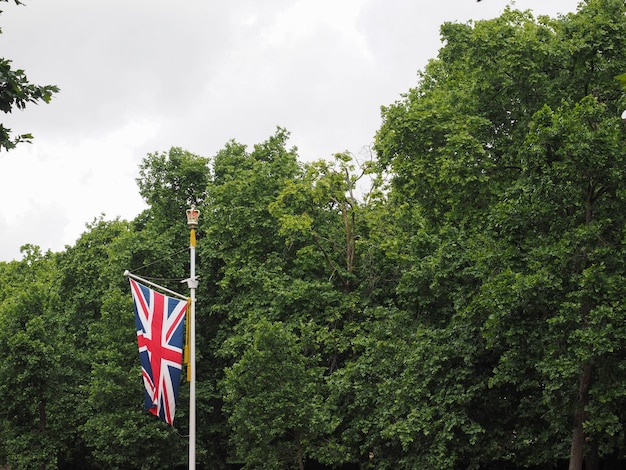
xmin=185 ymin=206 xmax=200 ymax=470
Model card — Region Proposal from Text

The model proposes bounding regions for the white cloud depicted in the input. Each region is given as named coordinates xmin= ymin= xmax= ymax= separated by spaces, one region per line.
xmin=261 ymin=0 xmax=370 ymax=58
xmin=0 ymin=119 xmax=155 ymax=260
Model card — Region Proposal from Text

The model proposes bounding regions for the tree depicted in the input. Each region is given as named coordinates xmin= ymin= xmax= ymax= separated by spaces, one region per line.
xmin=0 ymin=246 xmax=70 ymax=470
xmin=223 ymin=320 xmax=331 ymax=470
xmin=0 ymin=0 xmax=58 ymax=151
xmin=203 ymin=129 xmax=318 ymax=467
xmin=55 ymin=217 xmax=135 ymax=468
xmin=375 ymin=1 xmax=626 ymax=468
xmin=75 ymin=153 xmax=217 ymax=468
xmin=135 ymin=146 xmax=229 ymax=468
xmin=207 ymin=132 xmax=391 ymax=468
xmin=137 ymin=147 xmax=209 ymax=227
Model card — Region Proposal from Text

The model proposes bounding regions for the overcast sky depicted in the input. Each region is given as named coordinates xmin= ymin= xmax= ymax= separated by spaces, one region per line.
xmin=0 ymin=0 xmax=581 ymax=261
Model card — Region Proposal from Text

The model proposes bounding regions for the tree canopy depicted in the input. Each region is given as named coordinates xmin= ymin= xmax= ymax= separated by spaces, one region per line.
xmin=1 ymin=1 xmax=626 ymax=469
xmin=375 ymin=1 xmax=626 ymax=469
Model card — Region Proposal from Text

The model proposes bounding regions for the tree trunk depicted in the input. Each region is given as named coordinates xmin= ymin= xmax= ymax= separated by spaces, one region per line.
xmin=568 ymin=363 xmax=593 ymax=470
xmin=297 ymin=439 xmax=305 ymax=470
xmin=568 ymin=184 xmax=598 ymax=470
xmin=586 ymin=441 xmax=600 ymax=470
xmin=39 ymin=396 xmax=47 ymax=470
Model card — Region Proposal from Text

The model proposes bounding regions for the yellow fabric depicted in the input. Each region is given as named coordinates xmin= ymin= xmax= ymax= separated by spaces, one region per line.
xmin=184 ymin=298 xmax=191 ymax=382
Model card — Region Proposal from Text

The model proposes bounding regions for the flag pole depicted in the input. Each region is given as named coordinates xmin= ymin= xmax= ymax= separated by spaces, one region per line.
xmin=185 ymin=206 xmax=199 ymax=470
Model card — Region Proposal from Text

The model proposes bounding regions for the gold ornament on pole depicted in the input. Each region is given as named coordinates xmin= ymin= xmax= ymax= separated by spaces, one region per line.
xmin=186 ymin=206 xmax=200 ymax=229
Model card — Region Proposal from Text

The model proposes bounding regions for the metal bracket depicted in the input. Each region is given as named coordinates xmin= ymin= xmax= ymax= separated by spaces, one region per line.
xmin=182 ymin=276 xmax=199 ymax=289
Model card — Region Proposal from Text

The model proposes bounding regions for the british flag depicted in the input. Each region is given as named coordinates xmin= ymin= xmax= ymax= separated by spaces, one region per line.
xmin=129 ymin=278 xmax=188 ymax=425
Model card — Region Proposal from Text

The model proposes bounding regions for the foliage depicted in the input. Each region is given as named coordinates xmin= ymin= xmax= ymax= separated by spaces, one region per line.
xmin=0 ymin=247 xmax=68 ymax=469
xmin=0 ymin=0 xmax=58 ymax=151
xmin=2 ymin=1 xmax=626 ymax=469
xmin=223 ymin=320 xmax=331 ymax=469
xmin=375 ymin=0 xmax=626 ymax=468
xmin=137 ymin=147 xmax=209 ymax=225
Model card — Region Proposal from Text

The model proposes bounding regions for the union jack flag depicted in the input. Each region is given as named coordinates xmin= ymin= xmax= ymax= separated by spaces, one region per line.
xmin=129 ymin=278 xmax=188 ymax=425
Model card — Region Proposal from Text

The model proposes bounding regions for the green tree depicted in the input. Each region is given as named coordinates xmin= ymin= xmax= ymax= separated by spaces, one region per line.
xmin=133 ymin=146 xmax=227 ymax=468
xmin=0 ymin=246 xmax=69 ymax=470
xmin=375 ymin=1 xmax=626 ymax=468
xmin=223 ymin=320 xmax=331 ymax=470
xmin=74 ymin=149 xmax=217 ymax=468
xmin=207 ymin=132 xmax=390 ymax=468
xmin=202 ymin=128 xmax=301 ymax=340
xmin=61 ymin=219 xmax=182 ymax=469
xmin=136 ymin=147 xmax=209 ymax=229
xmin=0 ymin=0 xmax=58 ymax=151
xmin=202 ymin=129 xmax=311 ymax=466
